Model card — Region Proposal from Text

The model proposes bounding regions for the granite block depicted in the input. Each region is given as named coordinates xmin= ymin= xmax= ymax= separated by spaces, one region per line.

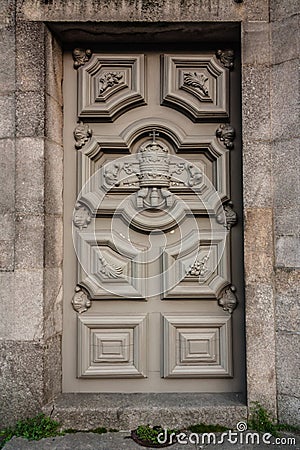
xmin=45 ymin=94 xmax=62 ymax=145
xmin=44 ymin=140 xmax=63 ymax=215
xmin=271 ymin=15 xmax=300 ymax=65
xmin=44 ymin=334 xmax=62 ymax=403
xmin=0 ymin=95 xmax=15 ymax=138
xmin=16 ymin=21 xmax=45 ymax=92
xmin=270 ymin=0 xmax=300 ymax=22
xmin=277 ymin=394 xmax=300 ymax=427
xmin=44 ymin=267 xmax=63 ymax=340
xmin=0 ymin=340 xmax=44 ymax=428
xmin=44 ymin=215 xmax=63 ymax=268
xmin=276 ymin=332 xmax=300 ymax=398
xmin=16 ymin=137 xmax=44 ymax=214
xmin=44 ymin=28 xmax=63 ymax=105
xmin=15 ymin=214 xmax=44 ymax=269
xmin=276 ymin=236 xmax=300 ymax=268
xmin=244 ymin=208 xmax=274 ymax=283
xmin=243 ymin=141 xmax=272 ymax=208
xmin=242 ymin=65 xmax=271 ymax=141
xmin=0 ymin=27 xmax=15 ymax=93
xmin=275 ymin=268 xmax=300 ymax=332
xmin=242 ymin=22 xmax=271 ymax=66
xmin=271 ymin=60 xmax=299 ymax=141
xmin=0 ymin=138 xmax=15 ymax=214
xmin=16 ymin=90 xmax=45 ymax=137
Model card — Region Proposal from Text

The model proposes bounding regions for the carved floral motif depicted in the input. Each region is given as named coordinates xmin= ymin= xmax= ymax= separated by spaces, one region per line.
xmin=74 ymin=122 xmax=92 ymax=149
xmin=216 ymin=201 xmax=237 ymax=230
xmin=73 ymin=203 xmax=91 ymax=230
xmin=99 ymin=71 xmax=124 ymax=94
xmin=98 ymin=255 xmax=124 ymax=279
xmin=216 ymin=49 xmax=235 ymax=70
xmin=218 ymin=285 xmax=237 ymax=314
xmin=72 ymin=286 xmax=91 ymax=313
xmin=216 ymin=124 xmax=235 ymax=149
xmin=72 ymin=48 xmax=92 ymax=69
xmin=183 ymin=71 xmax=209 ymax=96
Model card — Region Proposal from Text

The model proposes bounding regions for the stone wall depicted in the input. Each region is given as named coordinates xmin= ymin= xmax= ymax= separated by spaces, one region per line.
xmin=271 ymin=0 xmax=300 ymax=426
xmin=0 ymin=0 xmax=299 ymax=428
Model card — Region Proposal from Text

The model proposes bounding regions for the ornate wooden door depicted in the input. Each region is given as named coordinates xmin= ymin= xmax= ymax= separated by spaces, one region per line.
xmin=63 ymin=45 xmax=245 ymax=393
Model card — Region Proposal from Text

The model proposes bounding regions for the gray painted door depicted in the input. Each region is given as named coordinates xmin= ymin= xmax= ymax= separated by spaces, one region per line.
xmin=63 ymin=47 xmax=245 ymax=393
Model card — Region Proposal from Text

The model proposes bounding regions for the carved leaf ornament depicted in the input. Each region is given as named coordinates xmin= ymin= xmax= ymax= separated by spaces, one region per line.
xmin=183 ymin=71 xmax=209 ymax=96
xmin=99 ymin=71 xmax=124 ymax=94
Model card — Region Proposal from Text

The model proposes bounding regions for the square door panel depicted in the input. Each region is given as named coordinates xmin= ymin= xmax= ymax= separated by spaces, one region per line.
xmin=77 ymin=54 xmax=146 ymax=120
xmin=77 ymin=314 xmax=147 ymax=378
xmin=162 ymin=314 xmax=232 ymax=378
xmin=161 ymin=54 xmax=229 ymax=120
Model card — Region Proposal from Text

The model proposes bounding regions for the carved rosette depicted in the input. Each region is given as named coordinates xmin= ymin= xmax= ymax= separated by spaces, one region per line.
xmin=99 ymin=71 xmax=124 ymax=94
xmin=183 ymin=71 xmax=209 ymax=96
xmin=73 ymin=203 xmax=92 ymax=230
xmin=72 ymin=286 xmax=91 ymax=313
xmin=216 ymin=201 xmax=237 ymax=230
xmin=72 ymin=48 xmax=92 ymax=69
xmin=216 ymin=49 xmax=235 ymax=70
xmin=218 ymin=285 xmax=237 ymax=314
xmin=74 ymin=122 xmax=92 ymax=149
xmin=216 ymin=124 xmax=235 ymax=149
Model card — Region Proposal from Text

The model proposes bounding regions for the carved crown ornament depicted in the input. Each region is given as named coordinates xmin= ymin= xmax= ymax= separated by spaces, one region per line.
xmin=216 ymin=49 xmax=235 ymax=70
xmin=216 ymin=123 xmax=235 ymax=149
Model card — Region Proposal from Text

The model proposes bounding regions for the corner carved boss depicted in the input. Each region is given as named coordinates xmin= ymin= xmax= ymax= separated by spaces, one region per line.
xmin=74 ymin=122 xmax=92 ymax=149
xmin=216 ymin=49 xmax=235 ymax=70
xmin=72 ymin=48 xmax=92 ymax=69
xmin=216 ymin=201 xmax=237 ymax=230
xmin=218 ymin=285 xmax=237 ymax=314
xmin=72 ymin=286 xmax=91 ymax=314
xmin=216 ymin=124 xmax=235 ymax=149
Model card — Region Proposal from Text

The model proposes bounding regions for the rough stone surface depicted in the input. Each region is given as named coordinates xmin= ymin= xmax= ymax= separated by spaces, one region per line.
xmin=0 ymin=139 xmax=15 ymax=214
xmin=271 ymin=15 xmax=300 ymax=66
xmin=44 ymin=141 xmax=63 ymax=215
xmin=4 ymin=431 xmax=299 ymax=450
xmin=0 ymin=95 xmax=15 ymax=138
xmin=44 ymin=268 xmax=63 ymax=340
xmin=242 ymin=66 xmax=271 ymax=142
xmin=242 ymin=22 xmax=271 ymax=66
xmin=245 ymin=283 xmax=277 ymax=415
xmin=0 ymin=212 xmax=15 ymax=271
xmin=44 ymin=215 xmax=63 ymax=268
xmin=271 ymin=60 xmax=299 ymax=141
xmin=276 ymin=332 xmax=300 ymax=398
xmin=243 ymin=141 xmax=272 ymax=208
xmin=15 ymin=214 xmax=44 ymax=269
xmin=16 ymin=21 xmax=45 ymax=92
xmin=45 ymin=94 xmax=63 ymax=145
xmin=43 ymin=393 xmax=247 ymax=430
xmin=278 ymin=394 xmax=300 ymax=427
xmin=0 ymin=340 xmax=44 ymax=428
xmin=275 ymin=268 xmax=300 ymax=333
xmin=16 ymin=90 xmax=45 ymax=137
xmin=0 ymin=27 xmax=15 ymax=94
xmin=244 ymin=208 xmax=274 ymax=283
xmin=270 ymin=0 xmax=300 ymax=22
xmin=43 ymin=335 xmax=62 ymax=403
xmin=45 ymin=28 xmax=63 ymax=105
xmin=0 ymin=269 xmax=43 ymax=341
xmin=16 ymin=137 xmax=44 ymax=214
xmin=276 ymin=236 xmax=300 ymax=269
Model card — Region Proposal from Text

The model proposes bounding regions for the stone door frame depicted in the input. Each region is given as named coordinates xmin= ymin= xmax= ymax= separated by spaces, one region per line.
xmin=7 ymin=1 xmax=278 ymax=425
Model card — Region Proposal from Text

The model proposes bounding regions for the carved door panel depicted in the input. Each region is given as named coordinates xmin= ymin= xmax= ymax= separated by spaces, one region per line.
xmin=63 ymin=46 xmax=245 ymax=393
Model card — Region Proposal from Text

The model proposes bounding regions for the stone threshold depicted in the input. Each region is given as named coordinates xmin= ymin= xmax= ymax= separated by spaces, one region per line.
xmin=43 ymin=392 xmax=247 ymax=430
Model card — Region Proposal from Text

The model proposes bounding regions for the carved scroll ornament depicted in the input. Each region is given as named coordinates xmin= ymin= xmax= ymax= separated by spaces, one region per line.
xmin=72 ymin=286 xmax=91 ymax=313
xmin=218 ymin=285 xmax=237 ymax=314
